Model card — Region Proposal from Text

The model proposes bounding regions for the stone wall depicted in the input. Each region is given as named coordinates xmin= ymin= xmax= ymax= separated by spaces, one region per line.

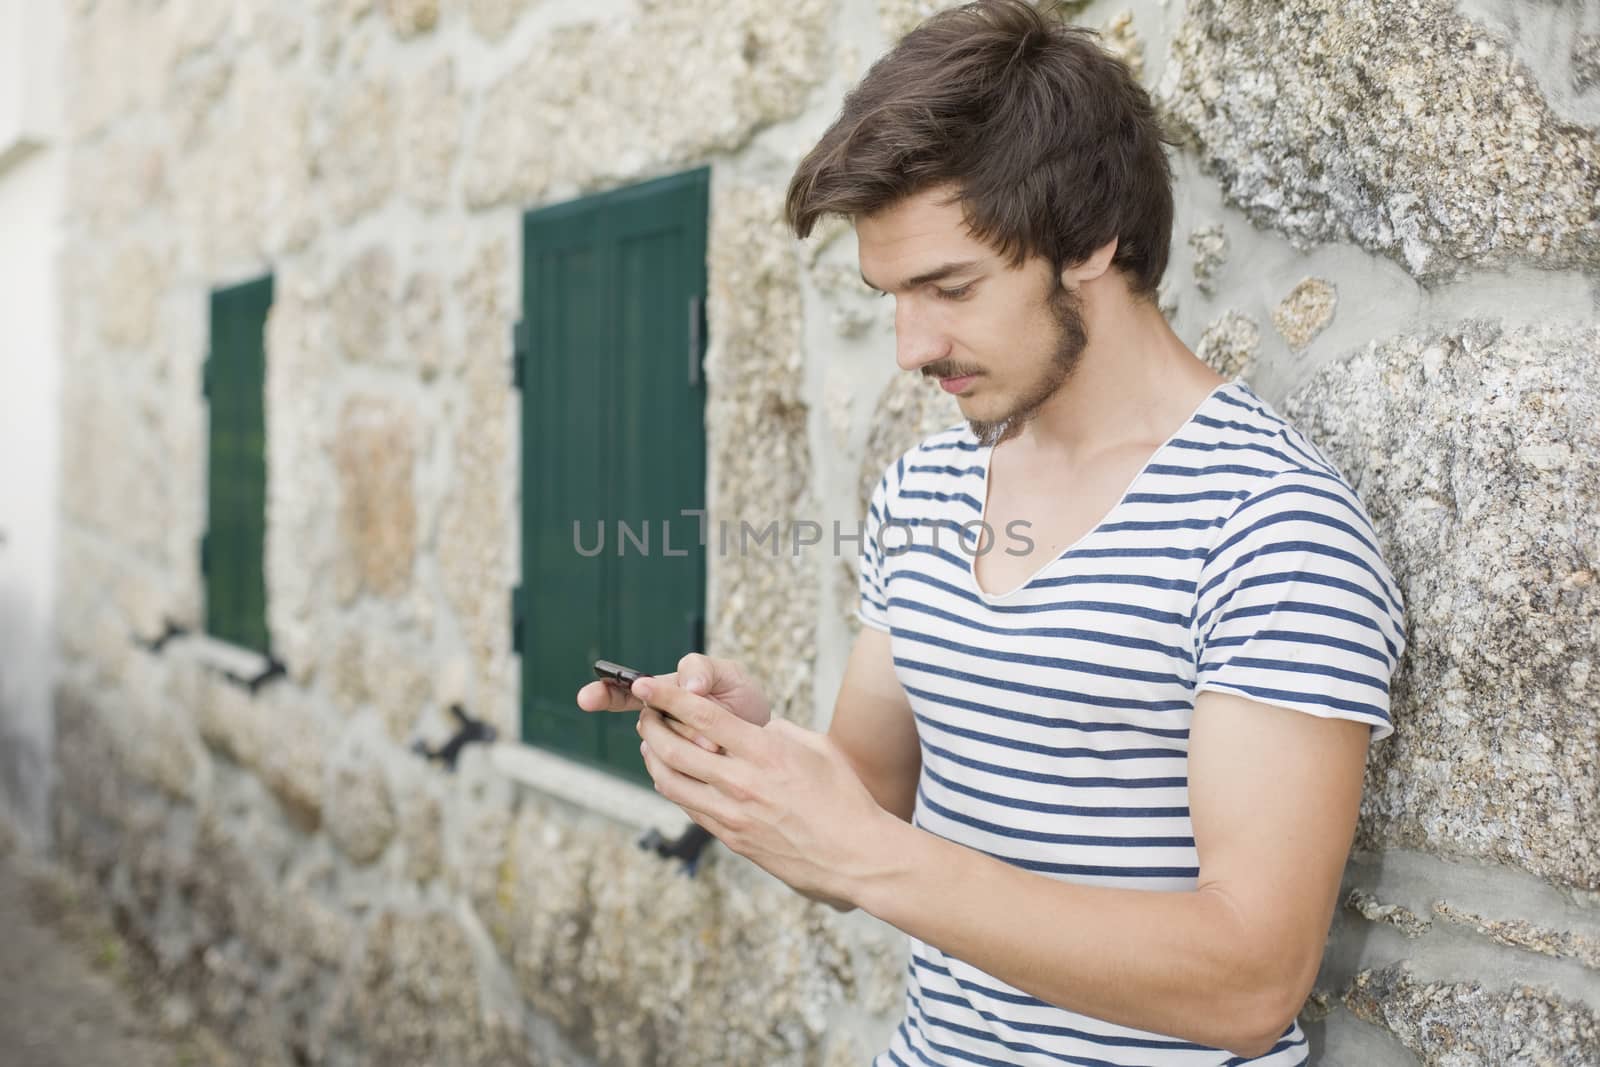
xmin=26 ymin=0 xmax=1600 ymax=1064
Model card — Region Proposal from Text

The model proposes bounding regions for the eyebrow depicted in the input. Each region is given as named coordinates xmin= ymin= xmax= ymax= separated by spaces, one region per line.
xmin=859 ymin=259 xmax=984 ymax=293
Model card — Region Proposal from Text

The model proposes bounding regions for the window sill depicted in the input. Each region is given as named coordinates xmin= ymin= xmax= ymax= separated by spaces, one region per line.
xmin=162 ymin=631 xmax=273 ymax=679
xmin=490 ymin=742 xmax=691 ymax=833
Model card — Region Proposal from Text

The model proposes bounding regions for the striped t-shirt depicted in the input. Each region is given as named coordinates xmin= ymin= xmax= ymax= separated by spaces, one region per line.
xmin=860 ymin=378 xmax=1406 ymax=1067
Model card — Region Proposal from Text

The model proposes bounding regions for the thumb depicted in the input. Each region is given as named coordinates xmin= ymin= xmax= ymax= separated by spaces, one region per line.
xmin=677 ymin=652 xmax=715 ymax=694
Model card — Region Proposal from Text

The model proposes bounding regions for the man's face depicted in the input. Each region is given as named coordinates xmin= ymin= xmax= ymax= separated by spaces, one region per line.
xmin=856 ymin=186 xmax=1087 ymax=447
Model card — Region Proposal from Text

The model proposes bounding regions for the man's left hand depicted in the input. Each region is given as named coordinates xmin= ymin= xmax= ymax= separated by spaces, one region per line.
xmin=632 ymin=675 xmax=893 ymax=904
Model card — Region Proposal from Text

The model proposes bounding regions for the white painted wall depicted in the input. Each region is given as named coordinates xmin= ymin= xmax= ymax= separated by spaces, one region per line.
xmin=0 ymin=0 xmax=63 ymax=848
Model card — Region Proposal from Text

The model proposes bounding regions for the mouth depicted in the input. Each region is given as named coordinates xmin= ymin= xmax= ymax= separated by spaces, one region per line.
xmin=937 ymin=374 xmax=977 ymax=395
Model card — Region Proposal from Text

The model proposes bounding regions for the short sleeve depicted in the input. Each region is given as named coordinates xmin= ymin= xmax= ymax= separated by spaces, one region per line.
xmin=1192 ymin=469 xmax=1406 ymax=741
xmin=857 ymin=467 xmax=894 ymax=633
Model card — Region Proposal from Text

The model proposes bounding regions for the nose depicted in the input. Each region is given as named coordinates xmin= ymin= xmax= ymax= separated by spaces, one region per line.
xmin=894 ymin=298 xmax=951 ymax=373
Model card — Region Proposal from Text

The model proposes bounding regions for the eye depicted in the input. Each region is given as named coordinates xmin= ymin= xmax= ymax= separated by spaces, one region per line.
xmin=935 ymin=283 xmax=975 ymax=301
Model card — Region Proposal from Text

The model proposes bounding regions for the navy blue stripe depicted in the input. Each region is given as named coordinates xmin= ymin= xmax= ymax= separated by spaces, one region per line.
xmin=1023 ymin=572 xmax=1198 ymax=595
xmin=917 ymin=786 xmax=1194 ymax=848
xmin=908 ymin=463 xmax=985 ymax=477
xmin=1200 ymin=653 xmax=1390 ymax=693
xmin=906 ymin=989 xmax=1127 ymax=1066
xmin=890 ymin=598 xmax=1194 ymax=660
xmin=1145 ymin=461 xmax=1281 ymax=478
xmin=911 ymin=958 xmax=1215 ymax=1053
xmin=1220 ymin=1027 xmax=1309 ymax=1065
xmin=1211 ymin=390 xmax=1340 ymax=480
xmin=1190 ymin=404 xmax=1338 ymax=478
xmin=1225 ymin=475 xmax=1383 ymax=549
xmin=1197 ymin=679 xmax=1391 ymax=719
xmin=921 ymin=738 xmax=1188 ymax=791
xmin=917 ymin=984 xmax=1201 ymax=1054
xmin=1062 ymin=544 xmax=1211 ymax=561
xmin=901 ymin=682 xmax=1190 ymax=741
xmin=913 ymin=711 xmax=1187 ymax=763
xmin=1203 ymin=627 xmax=1391 ymax=665
xmin=893 ymin=625 xmax=1193 ymax=686
xmin=922 ymin=761 xmax=1191 ymax=817
xmin=902 ymin=488 xmax=985 ymax=511
xmin=1207 ymin=600 xmax=1400 ymax=662
xmin=893 ymin=569 xmax=1195 ymax=626
xmin=897 ymin=657 xmax=1195 ymax=713
xmin=882 ymin=1038 xmax=915 ymax=1067
xmin=1190 ymin=411 xmax=1279 ymax=439
xmin=909 ymin=988 xmax=1198 ymax=1066
xmin=1198 ymin=566 xmax=1398 ymax=638
xmin=1214 ymin=482 xmax=1393 ymax=584
xmin=1166 ymin=436 xmax=1319 ymax=470
xmin=1124 ymin=488 xmax=1252 ymax=505
xmin=1096 ymin=515 xmax=1228 ymax=534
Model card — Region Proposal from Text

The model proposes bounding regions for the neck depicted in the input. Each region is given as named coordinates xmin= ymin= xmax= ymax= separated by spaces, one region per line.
xmin=1012 ymin=289 xmax=1225 ymax=465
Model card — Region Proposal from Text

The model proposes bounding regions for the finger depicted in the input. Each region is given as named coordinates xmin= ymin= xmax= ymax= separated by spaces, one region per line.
xmin=676 ymin=652 xmax=714 ymax=694
xmin=675 ymin=654 xmax=749 ymax=699
xmin=577 ymin=670 xmax=680 ymax=712
xmin=656 ymin=710 xmax=722 ymax=752
xmin=638 ymin=706 xmax=732 ymax=786
xmin=634 ymin=677 xmax=762 ymax=756
xmin=640 ymin=734 xmax=739 ymax=823
xmin=577 ymin=679 xmax=639 ymax=712
xmin=681 ymin=806 xmax=735 ymax=843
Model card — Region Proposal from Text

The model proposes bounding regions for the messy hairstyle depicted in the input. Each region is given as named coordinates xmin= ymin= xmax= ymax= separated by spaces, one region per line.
xmin=785 ymin=0 xmax=1176 ymax=300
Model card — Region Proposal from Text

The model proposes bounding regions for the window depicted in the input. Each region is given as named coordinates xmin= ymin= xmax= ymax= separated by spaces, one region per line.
xmin=514 ymin=168 xmax=709 ymax=786
xmin=202 ymin=275 xmax=273 ymax=656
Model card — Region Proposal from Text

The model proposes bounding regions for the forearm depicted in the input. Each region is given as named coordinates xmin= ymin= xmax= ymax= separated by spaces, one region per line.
xmin=849 ymin=815 xmax=1282 ymax=1056
xmin=794 ymin=885 xmax=856 ymax=913
xmin=840 ymin=754 xmax=918 ymax=824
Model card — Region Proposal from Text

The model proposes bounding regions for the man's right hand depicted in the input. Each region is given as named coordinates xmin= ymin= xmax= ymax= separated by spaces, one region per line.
xmin=576 ymin=652 xmax=773 ymax=752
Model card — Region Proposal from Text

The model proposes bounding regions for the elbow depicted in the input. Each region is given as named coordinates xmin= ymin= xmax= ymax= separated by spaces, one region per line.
xmin=1218 ymin=980 xmax=1298 ymax=1060
xmin=1201 ymin=889 xmax=1316 ymax=1059
xmin=1213 ymin=985 xmax=1291 ymax=1060
xmin=1233 ymin=1011 xmax=1298 ymax=1062
xmin=1230 ymin=959 xmax=1315 ymax=1060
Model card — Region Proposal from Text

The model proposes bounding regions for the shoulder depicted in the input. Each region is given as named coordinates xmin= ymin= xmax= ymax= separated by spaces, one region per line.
xmin=867 ymin=421 xmax=980 ymax=504
xmin=1198 ymin=381 xmax=1351 ymax=486
xmin=1202 ymin=383 xmax=1382 ymax=543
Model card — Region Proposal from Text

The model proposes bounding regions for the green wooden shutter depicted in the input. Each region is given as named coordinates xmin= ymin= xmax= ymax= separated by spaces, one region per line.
xmin=519 ymin=168 xmax=709 ymax=785
xmin=204 ymin=275 xmax=273 ymax=656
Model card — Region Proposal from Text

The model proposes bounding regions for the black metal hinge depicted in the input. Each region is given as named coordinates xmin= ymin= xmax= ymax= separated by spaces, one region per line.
xmin=221 ymin=655 xmax=287 ymax=695
xmin=510 ymin=585 xmax=524 ymax=656
xmin=687 ymin=295 xmax=705 ymax=389
xmin=133 ymin=618 xmax=189 ymax=654
xmin=412 ymin=704 xmax=497 ymax=772
xmin=638 ymin=823 xmax=715 ymax=877
xmin=199 ymin=532 xmax=209 ymax=577
xmin=201 ymin=353 xmax=211 ymax=400
xmin=511 ymin=320 xmax=528 ymax=389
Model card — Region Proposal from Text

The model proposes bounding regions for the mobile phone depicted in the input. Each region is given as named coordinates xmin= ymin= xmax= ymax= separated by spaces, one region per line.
xmin=593 ymin=659 xmax=647 ymax=690
xmin=593 ymin=659 xmax=680 ymax=721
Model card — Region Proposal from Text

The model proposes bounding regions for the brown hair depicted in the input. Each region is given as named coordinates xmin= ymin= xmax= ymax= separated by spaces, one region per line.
xmin=785 ymin=0 xmax=1176 ymax=300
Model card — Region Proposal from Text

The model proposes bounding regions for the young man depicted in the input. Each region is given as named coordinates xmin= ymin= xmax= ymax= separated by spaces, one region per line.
xmin=578 ymin=2 xmax=1406 ymax=1063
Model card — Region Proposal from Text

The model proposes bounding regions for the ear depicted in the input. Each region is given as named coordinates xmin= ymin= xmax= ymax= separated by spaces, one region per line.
xmin=1059 ymin=236 xmax=1120 ymax=288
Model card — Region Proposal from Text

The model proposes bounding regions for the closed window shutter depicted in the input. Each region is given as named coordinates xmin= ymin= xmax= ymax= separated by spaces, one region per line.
xmin=519 ymin=169 xmax=709 ymax=785
xmin=204 ymin=275 xmax=273 ymax=656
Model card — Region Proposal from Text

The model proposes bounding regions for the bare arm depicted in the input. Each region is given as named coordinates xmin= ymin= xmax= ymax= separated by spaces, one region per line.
xmin=843 ymin=690 xmax=1372 ymax=1057
xmin=828 ymin=626 xmax=920 ymax=824
xmin=794 ymin=627 xmax=919 ymax=914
